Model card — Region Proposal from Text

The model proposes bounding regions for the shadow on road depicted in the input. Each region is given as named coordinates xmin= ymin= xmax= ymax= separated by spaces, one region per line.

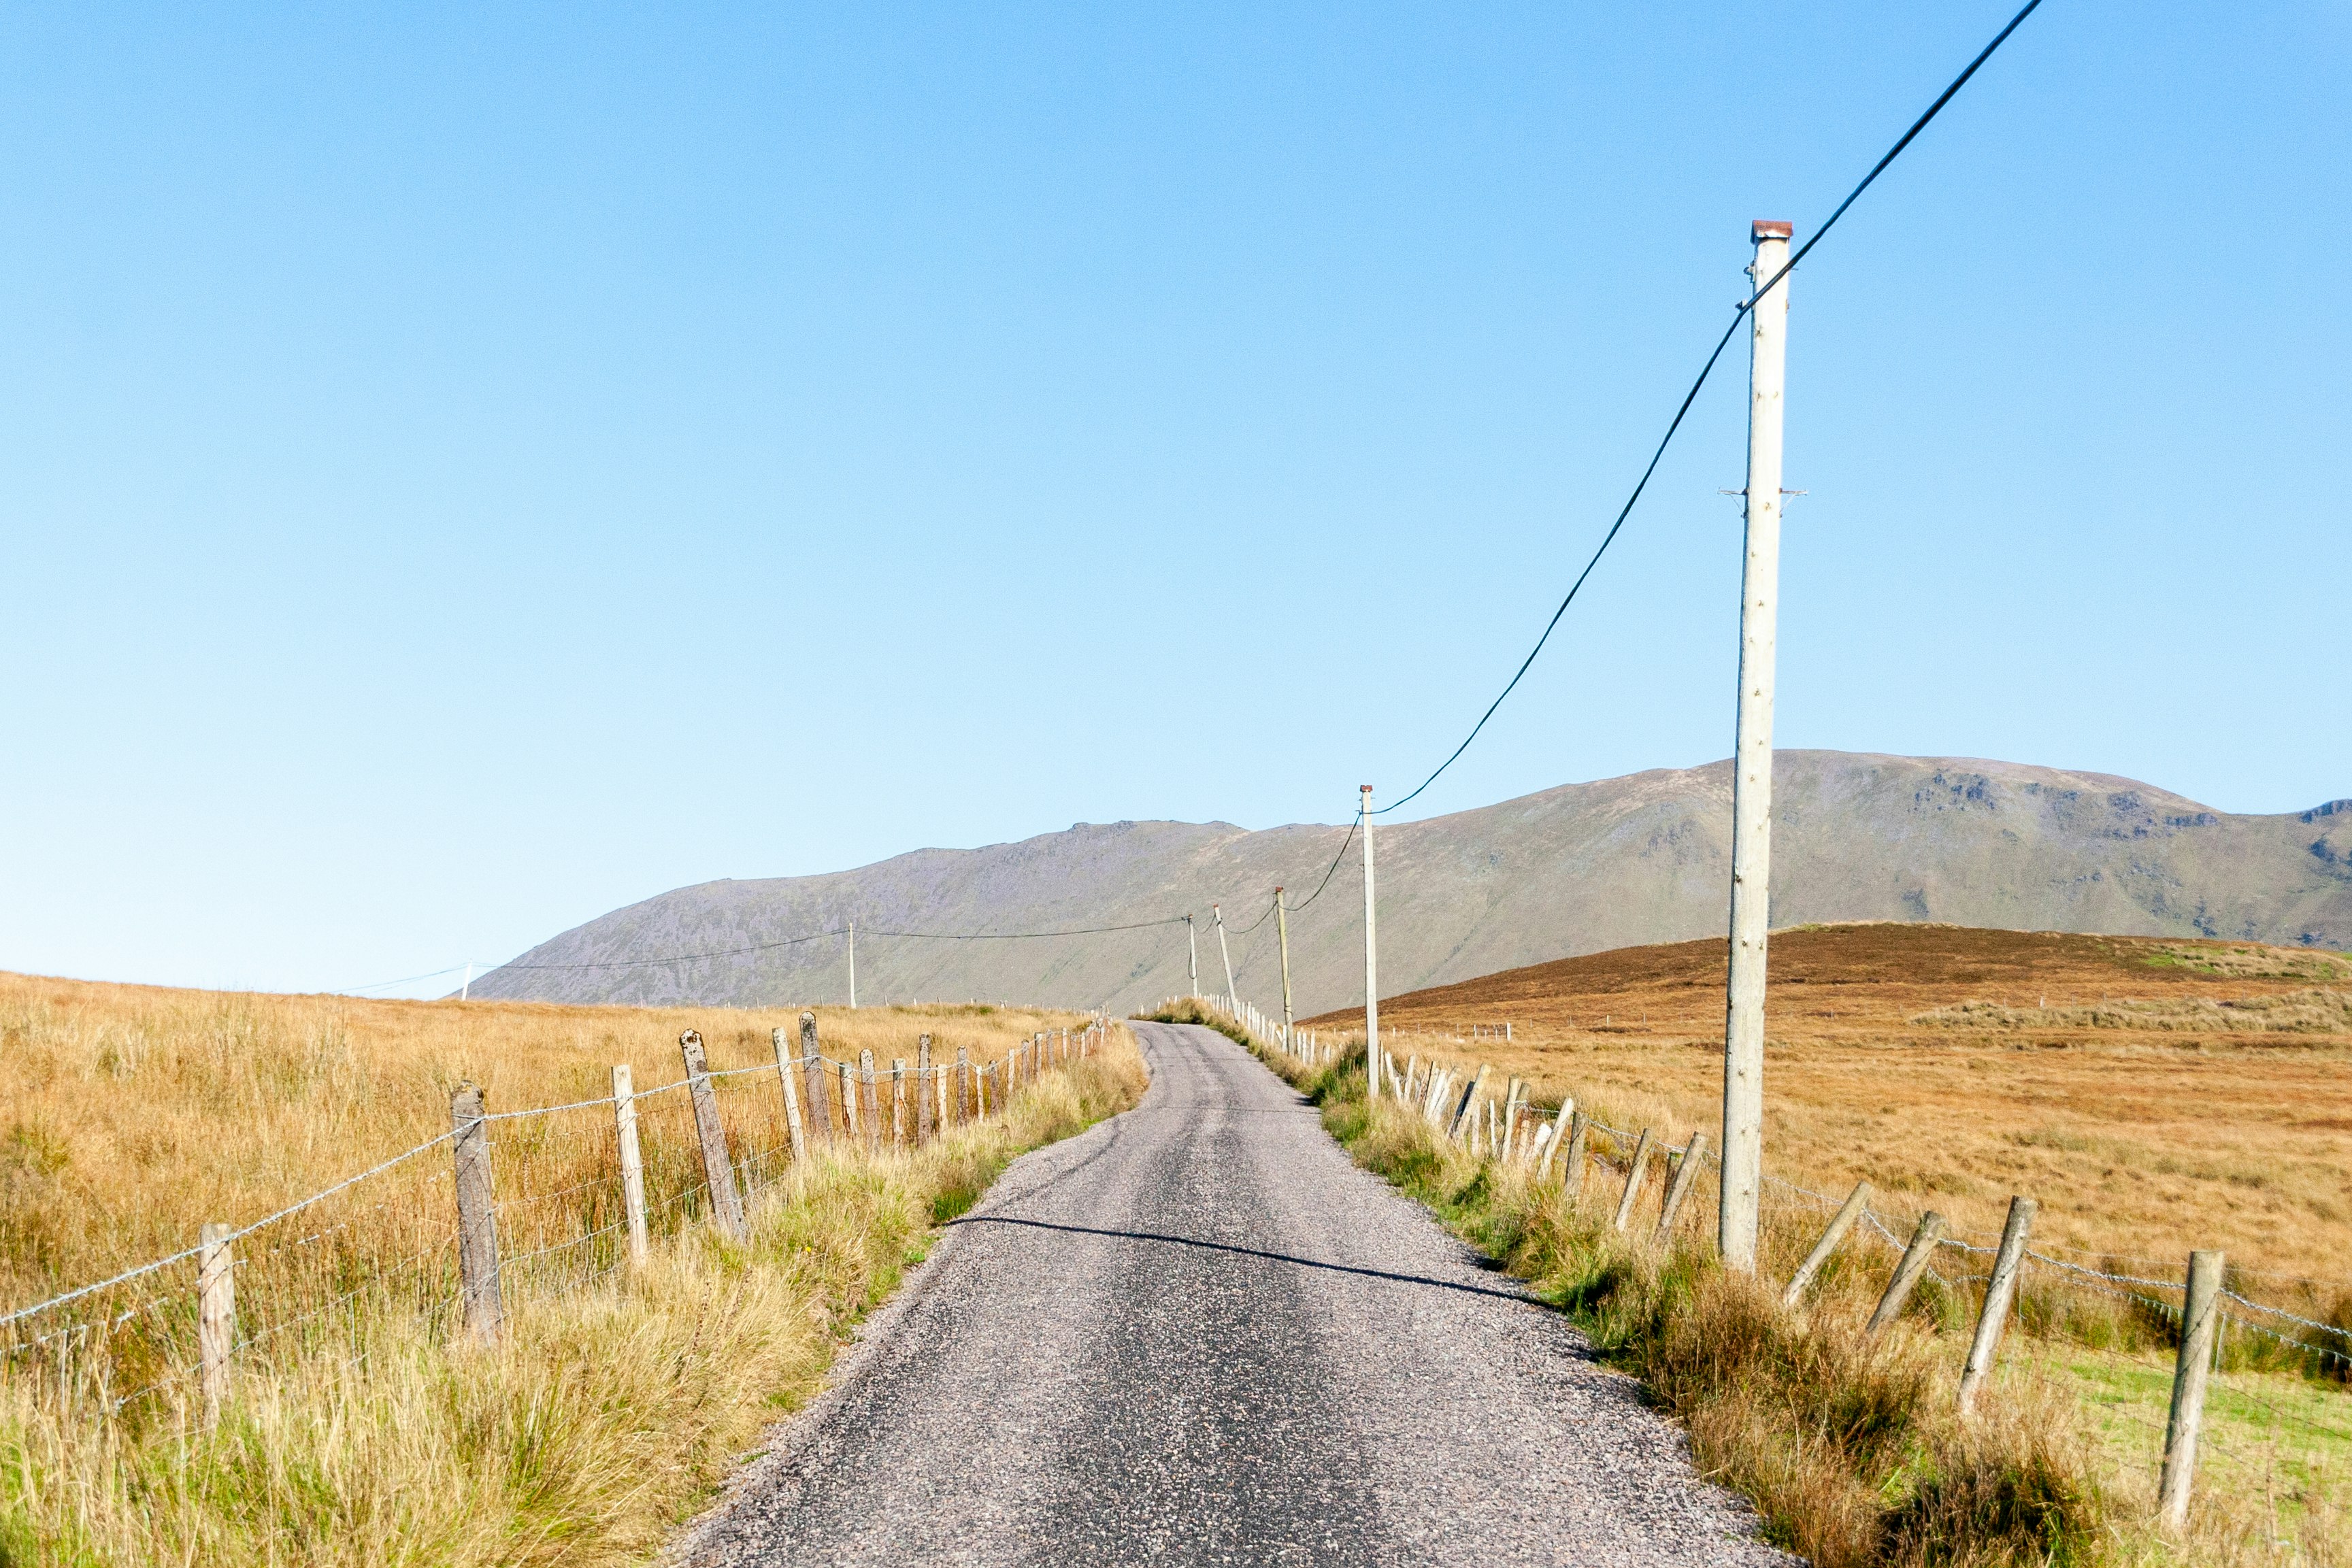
xmin=948 ymin=1214 xmax=1535 ymax=1304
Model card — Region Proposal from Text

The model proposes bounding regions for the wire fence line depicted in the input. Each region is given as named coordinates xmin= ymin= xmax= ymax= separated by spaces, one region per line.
xmin=1193 ymin=994 xmax=2350 ymax=1535
xmin=3 ymin=1011 xmax=1118 ymax=1434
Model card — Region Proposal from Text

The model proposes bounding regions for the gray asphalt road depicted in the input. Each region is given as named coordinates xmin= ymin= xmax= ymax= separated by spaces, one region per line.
xmin=676 ymin=1021 xmax=1796 ymax=1567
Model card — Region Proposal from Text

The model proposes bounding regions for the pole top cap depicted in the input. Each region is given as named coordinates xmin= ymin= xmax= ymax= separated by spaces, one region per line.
xmin=1751 ymin=219 xmax=1793 ymax=242
xmin=1360 ymin=784 xmax=1374 ymax=793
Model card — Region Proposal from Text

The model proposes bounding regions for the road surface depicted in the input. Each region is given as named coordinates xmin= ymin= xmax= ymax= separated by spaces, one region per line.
xmin=677 ymin=1020 xmax=1793 ymax=1567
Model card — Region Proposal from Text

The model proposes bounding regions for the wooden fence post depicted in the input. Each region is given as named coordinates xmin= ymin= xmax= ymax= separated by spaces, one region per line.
xmin=891 ymin=1058 xmax=908 ymax=1146
xmin=1537 ymin=1101 xmax=1574 ymax=1180
xmin=197 ymin=1222 xmax=233 ymax=1429
xmin=916 ymin=1036 xmax=935 ymax=1145
xmin=612 ymin=1064 xmax=649 ymax=1267
xmin=1957 ymin=1195 xmax=2037 ymax=1412
xmin=1782 ymin=1180 xmax=1872 ymax=1308
xmin=936 ymin=1054 xmax=950 ymax=1133
xmin=1448 ymin=1065 xmax=1492 ymax=1142
xmin=978 ymin=1061 xmax=990 ymax=1119
xmin=1562 ymin=1110 xmax=1590 ymax=1197
xmin=957 ymin=1046 xmax=972 ymax=1124
xmin=1497 ymin=1079 xmax=1525 ymax=1161
xmin=1655 ymin=1132 xmax=1708 ymax=1237
xmin=839 ymin=1060 xmax=859 ymax=1143
xmin=859 ymin=1050 xmax=881 ymax=1155
xmin=1866 ymin=1211 xmax=1949 ymax=1335
xmin=771 ymin=1029 xmax=808 ymax=1165
xmin=450 ymin=1082 xmax=502 ymax=1343
xmin=2159 ymin=1249 xmax=2225 ymax=1533
xmin=800 ymin=1012 xmax=831 ymax=1143
xmin=680 ymin=1031 xmax=748 ymax=1241
xmin=1612 ymin=1129 xmax=1656 ymax=1232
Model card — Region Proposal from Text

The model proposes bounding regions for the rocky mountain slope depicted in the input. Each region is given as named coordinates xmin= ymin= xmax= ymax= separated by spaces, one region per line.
xmin=466 ymin=751 xmax=2352 ymax=1016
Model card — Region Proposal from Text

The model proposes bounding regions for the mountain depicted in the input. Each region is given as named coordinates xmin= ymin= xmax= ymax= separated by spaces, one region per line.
xmin=465 ymin=752 xmax=2352 ymax=1016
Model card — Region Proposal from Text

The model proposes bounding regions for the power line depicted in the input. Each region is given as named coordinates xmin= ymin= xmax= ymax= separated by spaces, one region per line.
xmin=862 ymin=918 xmax=1189 ymax=941
xmin=1375 ymin=0 xmax=2047 ymax=818
xmin=484 ymin=914 xmax=1190 ymax=974
xmin=1284 ymin=818 xmax=1359 ymax=914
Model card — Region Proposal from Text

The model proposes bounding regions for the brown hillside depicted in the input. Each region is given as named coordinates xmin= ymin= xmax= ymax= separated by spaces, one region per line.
xmin=1305 ymin=924 xmax=2352 ymax=1280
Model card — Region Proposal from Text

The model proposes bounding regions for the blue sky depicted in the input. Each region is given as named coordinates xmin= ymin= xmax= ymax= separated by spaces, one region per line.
xmin=4 ymin=2 xmax=2345 ymax=996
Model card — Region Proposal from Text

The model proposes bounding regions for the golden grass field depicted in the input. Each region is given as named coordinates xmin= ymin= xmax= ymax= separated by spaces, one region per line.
xmin=1305 ymin=922 xmax=2352 ymax=1284
xmin=0 ymin=971 xmax=1144 ymax=1567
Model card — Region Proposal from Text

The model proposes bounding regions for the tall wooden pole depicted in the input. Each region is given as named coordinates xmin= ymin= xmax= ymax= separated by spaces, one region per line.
xmin=1275 ymin=887 xmax=1293 ymax=1045
xmin=847 ymin=918 xmax=858 ymax=1008
xmin=1186 ymin=914 xmax=1197 ymax=999
xmin=1360 ymin=785 xmax=1380 ymax=1097
xmin=1719 ymin=217 xmax=1791 ymax=1272
xmin=1213 ymin=903 xmax=1237 ymax=1015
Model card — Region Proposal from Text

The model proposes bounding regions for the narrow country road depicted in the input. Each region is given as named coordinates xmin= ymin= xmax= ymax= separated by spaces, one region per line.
xmin=676 ymin=1022 xmax=1795 ymax=1567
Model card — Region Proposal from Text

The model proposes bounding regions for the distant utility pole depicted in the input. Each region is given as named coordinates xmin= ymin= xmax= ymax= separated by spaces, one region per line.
xmin=461 ymin=962 xmax=472 ymax=1002
xmin=848 ymin=919 xmax=859 ymax=1009
xmin=1275 ymin=886 xmax=1293 ymax=1043
xmin=1361 ymin=785 xmax=1381 ymax=1097
xmin=1186 ymin=914 xmax=1197 ymax=999
xmin=1213 ymin=903 xmax=1237 ymax=1015
xmin=1720 ymin=218 xmax=1791 ymax=1273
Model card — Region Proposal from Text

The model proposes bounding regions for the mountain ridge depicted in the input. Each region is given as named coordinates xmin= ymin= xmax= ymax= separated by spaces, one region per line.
xmin=467 ymin=751 xmax=2352 ymax=1014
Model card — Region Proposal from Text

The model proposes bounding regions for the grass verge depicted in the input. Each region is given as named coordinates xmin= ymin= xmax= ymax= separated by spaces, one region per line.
xmin=2 ymin=1029 xmax=1147 ymax=1567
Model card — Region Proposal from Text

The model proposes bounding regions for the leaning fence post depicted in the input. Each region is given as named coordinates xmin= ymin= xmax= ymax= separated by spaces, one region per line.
xmin=450 ymin=1082 xmax=502 ymax=1342
xmin=771 ymin=1029 xmax=808 ymax=1165
xmin=800 ymin=1012 xmax=831 ymax=1142
xmin=1957 ymin=1195 xmax=2037 ymax=1412
xmin=680 ymin=1031 xmax=748 ymax=1241
xmin=197 ymin=1221 xmax=234 ymax=1428
xmin=957 ymin=1046 xmax=972 ymax=1124
xmin=1655 ymin=1132 xmax=1708 ymax=1238
xmin=1562 ymin=1110 xmax=1590 ymax=1197
xmin=859 ymin=1050 xmax=882 ymax=1155
xmin=1866 ymin=1211 xmax=1949 ymax=1335
xmin=1612 ymin=1129 xmax=1656 ymax=1232
xmin=612 ymin=1064 xmax=649 ymax=1267
xmin=2159 ymin=1249 xmax=2225 ymax=1533
xmin=916 ymin=1035 xmax=935 ymax=1145
xmin=1538 ymin=1101 xmax=1574 ymax=1180
xmin=1448 ymin=1065 xmax=1491 ymax=1142
xmin=1782 ymin=1180 xmax=1872 ymax=1308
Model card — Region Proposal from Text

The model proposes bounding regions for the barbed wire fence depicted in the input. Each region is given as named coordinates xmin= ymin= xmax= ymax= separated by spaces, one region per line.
xmin=2 ymin=1011 xmax=1115 ymax=1437
xmin=1180 ymin=991 xmax=2351 ymax=1541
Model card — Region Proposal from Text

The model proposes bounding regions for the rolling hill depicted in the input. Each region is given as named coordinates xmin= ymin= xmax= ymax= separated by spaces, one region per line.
xmin=465 ymin=750 xmax=2352 ymax=1016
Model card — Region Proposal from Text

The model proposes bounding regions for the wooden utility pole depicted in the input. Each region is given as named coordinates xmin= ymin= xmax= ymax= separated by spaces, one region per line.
xmin=1720 ymin=218 xmax=1792 ymax=1273
xmin=1360 ymin=785 xmax=1381 ymax=1098
xmin=1185 ymin=915 xmax=1197 ymax=999
xmin=1275 ymin=887 xmax=1293 ymax=1044
xmin=847 ymin=919 xmax=858 ymax=1008
xmin=1213 ymin=903 xmax=1237 ymax=1016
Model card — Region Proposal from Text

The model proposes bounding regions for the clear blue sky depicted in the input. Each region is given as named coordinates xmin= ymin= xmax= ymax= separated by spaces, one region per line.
xmin=5 ymin=2 xmax=2345 ymax=997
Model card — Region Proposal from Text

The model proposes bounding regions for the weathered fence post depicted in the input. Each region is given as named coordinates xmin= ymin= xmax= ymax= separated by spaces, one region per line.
xmin=1782 ymin=1180 xmax=1871 ymax=1308
xmin=1538 ymin=1101 xmax=1575 ymax=1180
xmin=197 ymin=1221 xmax=234 ymax=1428
xmin=1498 ymin=1079 xmax=1526 ymax=1161
xmin=890 ymin=1058 xmax=908 ymax=1146
xmin=1867 ymin=1211 xmax=1949 ymax=1335
xmin=1655 ymin=1132 xmax=1708 ymax=1237
xmin=771 ymin=1029 xmax=808 ymax=1165
xmin=2159 ymin=1249 xmax=2225 ymax=1533
xmin=859 ymin=1050 xmax=881 ymax=1155
xmin=680 ymin=1031 xmax=748 ymax=1241
xmin=450 ymin=1082 xmax=502 ymax=1343
xmin=1612 ymin=1129 xmax=1657 ymax=1232
xmin=1448 ymin=1065 xmax=1491 ymax=1142
xmin=800 ymin=1012 xmax=831 ymax=1142
xmin=916 ymin=1036 xmax=935 ymax=1144
xmin=935 ymin=1054 xmax=950 ymax=1133
xmin=1957 ymin=1195 xmax=2037 ymax=1412
xmin=839 ymin=1060 xmax=859 ymax=1142
xmin=612 ymin=1064 xmax=649 ymax=1267
xmin=1562 ymin=1110 xmax=1590 ymax=1197
xmin=957 ymin=1046 xmax=972 ymax=1124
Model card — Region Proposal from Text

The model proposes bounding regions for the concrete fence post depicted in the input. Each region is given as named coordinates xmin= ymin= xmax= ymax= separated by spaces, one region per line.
xmin=1655 ymin=1132 xmax=1708 ymax=1237
xmin=680 ymin=1031 xmax=748 ymax=1241
xmin=1867 ymin=1212 xmax=1949 ymax=1335
xmin=450 ymin=1082 xmax=502 ymax=1342
xmin=612 ymin=1064 xmax=649 ymax=1267
xmin=1957 ymin=1195 xmax=2037 ymax=1413
xmin=2159 ymin=1249 xmax=2225 ymax=1533
xmin=1782 ymin=1180 xmax=1872 ymax=1308
xmin=1612 ymin=1129 xmax=1657 ymax=1232
xmin=772 ymin=1029 xmax=808 ymax=1165
xmin=800 ymin=1012 xmax=831 ymax=1142
xmin=197 ymin=1222 xmax=234 ymax=1428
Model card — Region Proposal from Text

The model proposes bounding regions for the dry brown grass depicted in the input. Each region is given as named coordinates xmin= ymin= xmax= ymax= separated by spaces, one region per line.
xmin=0 ymin=970 xmax=1145 ymax=1566
xmin=1302 ymin=924 xmax=2352 ymax=1280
